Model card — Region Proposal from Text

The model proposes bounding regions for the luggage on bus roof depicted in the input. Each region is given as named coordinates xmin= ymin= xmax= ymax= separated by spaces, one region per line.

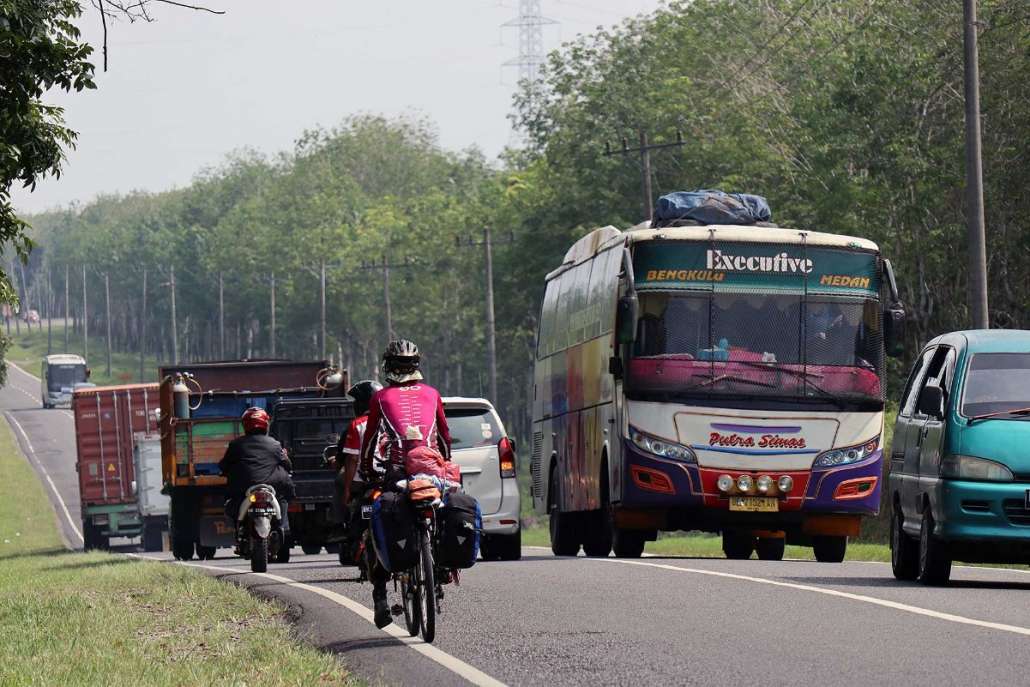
xmin=653 ymin=190 xmax=772 ymax=226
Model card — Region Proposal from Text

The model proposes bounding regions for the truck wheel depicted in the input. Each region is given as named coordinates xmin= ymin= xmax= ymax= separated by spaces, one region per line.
xmin=548 ymin=470 xmax=581 ymax=557
xmin=756 ymin=537 xmax=785 ymax=561
xmin=83 ymin=524 xmax=107 ymax=551
xmin=890 ymin=503 xmax=919 ymax=581
xmin=723 ymin=530 xmax=755 ymax=560
xmin=196 ymin=545 xmax=217 ymax=560
xmin=813 ymin=535 xmax=848 ymax=563
xmin=274 ymin=543 xmax=291 ymax=564
xmin=917 ymin=512 xmax=951 ymax=585
xmin=612 ymin=529 xmax=646 ymax=558
xmin=172 ymin=537 xmax=195 ymax=561
xmin=142 ymin=522 xmax=164 ymax=552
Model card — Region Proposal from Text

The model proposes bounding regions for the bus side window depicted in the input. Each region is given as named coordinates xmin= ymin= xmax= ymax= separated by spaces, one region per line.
xmin=552 ymin=270 xmax=574 ymax=354
xmin=537 ymin=277 xmax=560 ymax=359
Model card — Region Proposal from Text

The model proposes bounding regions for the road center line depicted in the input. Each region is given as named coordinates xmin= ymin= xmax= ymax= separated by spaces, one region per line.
xmin=130 ymin=555 xmax=508 ymax=687
xmin=5 ymin=411 xmax=84 ymax=544
xmin=593 ymin=557 xmax=1030 ymax=637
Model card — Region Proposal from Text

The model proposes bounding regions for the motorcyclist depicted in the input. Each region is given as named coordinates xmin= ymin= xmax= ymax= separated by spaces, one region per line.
xmin=325 ymin=379 xmax=382 ymax=544
xmin=359 ymin=339 xmax=452 ymax=628
xmin=219 ymin=407 xmax=296 ymax=538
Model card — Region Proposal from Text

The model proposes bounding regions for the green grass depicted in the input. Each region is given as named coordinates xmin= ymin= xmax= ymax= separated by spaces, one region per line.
xmin=4 ymin=321 xmax=159 ymax=386
xmin=0 ymin=416 xmax=354 ymax=686
xmin=521 ymin=525 xmax=891 ymax=561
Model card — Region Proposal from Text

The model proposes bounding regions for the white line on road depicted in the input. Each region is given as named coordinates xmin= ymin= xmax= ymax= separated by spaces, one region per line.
xmin=131 ymin=555 xmax=508 ymax=687
xmin=595 ymin=557 xmax=1030 ymax=638
xmin=5 ymin=411 xmax=83 ymax=544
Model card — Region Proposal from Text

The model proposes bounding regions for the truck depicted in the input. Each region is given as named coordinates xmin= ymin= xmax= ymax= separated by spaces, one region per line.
xmin=269 ymin=397 xmax=355 ymax=555
xmin=159 ymin=360 xmax=347 ymax=561
xmin=133 ymin=432 xmax=169 ymax=551
xmin=72 ymin=384 xmax=161 ymax=549
xmin=42 ymin=353 xmax=93 ymax=408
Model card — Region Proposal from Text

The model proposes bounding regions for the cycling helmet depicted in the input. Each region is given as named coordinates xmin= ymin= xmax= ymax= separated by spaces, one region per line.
xmin=382 ymin=339 xmax=422 ymax=384
xmin=241 ymin=407 xmax=270 ymax=434
xmin=347 ymin=379 xmax=383 ymax=416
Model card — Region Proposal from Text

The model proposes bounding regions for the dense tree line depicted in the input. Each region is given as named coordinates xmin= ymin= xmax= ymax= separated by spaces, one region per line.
xmin=12 ymin=0 xmax=1030 ymax=444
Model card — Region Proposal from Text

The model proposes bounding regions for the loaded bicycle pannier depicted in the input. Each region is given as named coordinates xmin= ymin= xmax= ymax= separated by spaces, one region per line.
xmin=437 ymin=492 xmax=482 ymax=569
xmin=371 ymin=491 xmax=418 ymax=572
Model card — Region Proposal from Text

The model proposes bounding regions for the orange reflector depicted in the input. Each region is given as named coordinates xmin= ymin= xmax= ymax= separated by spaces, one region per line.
xmin=499 ymin=519 xmax=517 ymax=525
xmin=249 ymin=494 xmax=257 ymax=502
xmin=287 ymin=502 xmax=302 ymax=513
xmin=834 ymin=476 xmax=878 ymax=501
xmin=630 ymin=466 xmax=675 ymax=495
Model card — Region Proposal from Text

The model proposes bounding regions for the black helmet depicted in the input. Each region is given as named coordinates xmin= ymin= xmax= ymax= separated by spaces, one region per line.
xmin=382 ymin=339 xmax=422 ymax=384
xmin=347 ymin=379 xmax=382 ymax=416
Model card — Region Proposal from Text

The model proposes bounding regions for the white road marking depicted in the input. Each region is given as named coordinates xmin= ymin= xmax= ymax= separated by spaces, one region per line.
xmin=595 ymin=557 xmax=1030 ymax=637
xmin=5 ymin=411 xmax=83 ymax=544
xmin=130 ymin=555 xmax=509 ymax=687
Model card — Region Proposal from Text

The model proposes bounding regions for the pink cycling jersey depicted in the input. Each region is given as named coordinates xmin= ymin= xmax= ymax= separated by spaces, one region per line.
xmin=359 ymin=383 xmax=451 ymax=478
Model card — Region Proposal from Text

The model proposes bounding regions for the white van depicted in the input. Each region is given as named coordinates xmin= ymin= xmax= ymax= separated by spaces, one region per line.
xmin=40 ymin=354 xmax=93 ymax=408
xmin=443 ymin=397 xmax=522 ymax=561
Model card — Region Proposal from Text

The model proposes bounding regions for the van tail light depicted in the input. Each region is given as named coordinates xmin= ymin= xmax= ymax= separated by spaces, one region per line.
xmin=498 ymin=437 xmax=516 ymax=478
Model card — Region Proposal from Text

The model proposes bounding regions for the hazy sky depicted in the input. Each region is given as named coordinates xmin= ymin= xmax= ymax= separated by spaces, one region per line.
xmin=14 ymin=0 xmax=664 ymax=214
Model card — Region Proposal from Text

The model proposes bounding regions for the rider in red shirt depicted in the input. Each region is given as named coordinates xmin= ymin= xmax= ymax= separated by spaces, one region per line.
xmin=359 ymin=339 xmax=452 ymax=628
xmin=327 ymin=380 xmax=382 ymax=545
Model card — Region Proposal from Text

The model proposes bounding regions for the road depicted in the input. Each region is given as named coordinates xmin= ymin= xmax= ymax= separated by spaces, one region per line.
xmin=4 ymin=362 xmax=1030 ymax=686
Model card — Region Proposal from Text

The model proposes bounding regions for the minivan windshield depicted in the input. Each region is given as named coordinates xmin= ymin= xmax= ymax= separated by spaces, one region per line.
xmin=445 ymin=407 xmax=501 ymax=449
xmin=961 ymin=352 xmax=1030 ymax=418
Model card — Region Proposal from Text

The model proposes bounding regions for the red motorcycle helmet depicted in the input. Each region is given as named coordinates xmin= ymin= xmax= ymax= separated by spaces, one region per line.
xmin=241 ymin=407 xmax=270 ymax=434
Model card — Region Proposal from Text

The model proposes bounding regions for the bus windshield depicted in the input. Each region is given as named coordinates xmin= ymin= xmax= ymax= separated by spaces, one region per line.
xmin=628 ymin=291 xmax=884 ymax=404
xmin=47 ymin=364 xmax=88 ymax=390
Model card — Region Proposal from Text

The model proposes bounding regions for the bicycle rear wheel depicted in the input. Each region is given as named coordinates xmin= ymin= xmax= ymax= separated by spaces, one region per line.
xmin=400 ymin=574 xmax=421 ymax=637
xmin=419 ymin=530 xmax=436 ymax=643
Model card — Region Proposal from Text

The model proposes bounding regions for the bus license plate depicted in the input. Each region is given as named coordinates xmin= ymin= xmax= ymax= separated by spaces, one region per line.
xmin=729 ymin=497 xmax=779 ymax=513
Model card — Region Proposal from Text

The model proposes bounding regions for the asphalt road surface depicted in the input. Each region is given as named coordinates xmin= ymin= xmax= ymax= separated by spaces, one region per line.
xmin=4 ymin=362 xmax=1030 ymax=686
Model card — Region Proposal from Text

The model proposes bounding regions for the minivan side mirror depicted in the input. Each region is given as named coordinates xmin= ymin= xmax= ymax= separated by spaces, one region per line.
xmin=616 ymin=294 xmax=638 ymax=346
xmin=917 ymin=385 xmax=945 ymax=419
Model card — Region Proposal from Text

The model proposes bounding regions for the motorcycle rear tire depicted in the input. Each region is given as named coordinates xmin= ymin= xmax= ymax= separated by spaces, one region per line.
xmin=419 ymin=530 xmax=436 ymax=644
xmin=251 ymin=536 xmax=269 ymax=573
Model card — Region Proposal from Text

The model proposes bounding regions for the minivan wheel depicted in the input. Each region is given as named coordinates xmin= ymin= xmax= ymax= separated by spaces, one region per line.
xmin=549 ymin=470 xmax=581 ymax=557
xmin=493 ymin=531 xmax=522 ymax=561
xmin=917 ymin=512 xmax=951 ymax=585
xmin=890 ymin=503 xmax=919 ymax=581
xmin=813 ymin=535 xmax=847 ymax=563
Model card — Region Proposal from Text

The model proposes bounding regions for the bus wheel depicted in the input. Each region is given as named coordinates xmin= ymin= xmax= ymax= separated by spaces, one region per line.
xmin=755 ymin=537 xmax=785 ymax=561
xmin=722 ymin=530 xmax=755 ymax=560
xmin=548 ymin=470 xmax=581 ymax=557
xmin=813 ymin=535 xmax=848 ymax=563
xmin=583 ymin=469 xmax=613 ymax=557
xmin=612 ymin=529 xmax=645 ymax=558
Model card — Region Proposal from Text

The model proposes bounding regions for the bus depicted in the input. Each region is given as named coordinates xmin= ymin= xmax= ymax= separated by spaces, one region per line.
xmin=530 ymin=221 xmax=905 ymax=561
xmin=41 ymin=354 xmax=92 ymax=408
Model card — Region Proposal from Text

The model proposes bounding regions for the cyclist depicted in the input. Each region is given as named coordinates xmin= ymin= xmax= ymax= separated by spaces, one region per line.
xmin=359 ymin=339 xmax=452 ymax=628
xmin=325 ymin=380 xmax=382 ymax=544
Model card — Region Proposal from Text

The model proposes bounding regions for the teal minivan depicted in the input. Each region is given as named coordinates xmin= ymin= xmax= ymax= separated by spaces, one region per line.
xmin=889 ymin=329 xmax=1030 ymax=584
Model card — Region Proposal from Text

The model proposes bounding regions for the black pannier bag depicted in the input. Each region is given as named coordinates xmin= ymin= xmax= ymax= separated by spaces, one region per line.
xmin=371 ymin=491 xmax=419 ymax=572
xmin=437 ymin=492 xmax=482 ymax=569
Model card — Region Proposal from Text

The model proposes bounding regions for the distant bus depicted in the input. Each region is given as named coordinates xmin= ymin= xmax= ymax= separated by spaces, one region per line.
xmin=41 ymin=354 xmax=92 ymax=408
xmin=530 ymin=222 xmax=905 ymax=561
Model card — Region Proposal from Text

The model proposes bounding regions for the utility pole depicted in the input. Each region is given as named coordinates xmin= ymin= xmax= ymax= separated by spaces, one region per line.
xmin=269 ymin=272 xmax=276 ymax=358
xmin=82 ymin=265 xmax=88 ymax=362
xmin=139 ymin=268 xmax=147 ymax=382
xmin=320 ymin=258 xmax=327 ymax=360
xmin=46 ymin=268 xmax=52 ymax=355
xmin=605 ymin=130 xmax=687 ymax=222
xmin=457 ymin=228 xmax=515 ymax=403
xmin=104 ymin=272 xmax=112 ymax=377
xmin=963 ymin=0 xmax=989 ymax=329
xmin=218 ymin=272 xmax=225 ymax=359
xmin=169 ymin=266 xmax=178 ymax=365
xmin=64 ymin=265 xmax=69 ymax=351
xmin=359 ymin=256 xmax=419 ymax=344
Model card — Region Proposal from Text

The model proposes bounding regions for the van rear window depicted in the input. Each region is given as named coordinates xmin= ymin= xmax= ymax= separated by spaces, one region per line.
xmin=445 ymin=408 xmax=501 ymax=449
xmin=962 ymin=353 xmax=1030 ymax=417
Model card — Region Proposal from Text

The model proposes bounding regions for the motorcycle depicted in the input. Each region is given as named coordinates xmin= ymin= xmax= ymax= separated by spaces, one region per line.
xmin=236 ymin=483 xmax=286 ymax=573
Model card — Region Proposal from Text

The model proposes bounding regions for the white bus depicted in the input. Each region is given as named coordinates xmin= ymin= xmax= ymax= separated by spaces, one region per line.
xmin=530 ymin=221 xmax=904 ymax=561
xmin=41 ymin=354 xmax=92 ymax=408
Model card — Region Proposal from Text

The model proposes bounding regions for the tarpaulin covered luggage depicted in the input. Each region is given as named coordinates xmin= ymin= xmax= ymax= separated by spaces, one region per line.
xmin=371 ymin=491 xmax=418 ymax=572
xmin=654 ymin=190 xmax=771 ymax=226
xmin=436 ymin=492 xmax=481 ymax=569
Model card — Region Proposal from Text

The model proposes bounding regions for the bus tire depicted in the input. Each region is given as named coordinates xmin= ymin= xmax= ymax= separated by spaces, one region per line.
xmin=723 ymin=530 xmax=755 ymax=560
xmin=583 ymin=465 xmax=613 ymax=557
xmin=813 ymin=535 xmax=848 ymax=563
xmin=549 ymin=469 xmax=581 ymax=557
xmin=755 ymin=537 xmax=785 ymax=561
xmin=612 ymin=529 xmax=645 ymax=558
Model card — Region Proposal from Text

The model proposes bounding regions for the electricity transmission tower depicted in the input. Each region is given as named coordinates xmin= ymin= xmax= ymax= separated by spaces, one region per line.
xmin=502 ymin=0 xmax=557 ymax=86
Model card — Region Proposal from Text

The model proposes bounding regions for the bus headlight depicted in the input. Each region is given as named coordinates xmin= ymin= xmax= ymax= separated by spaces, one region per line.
xmin=814 ymin=438 xmax=879 ymax=468
xmin=716 ymin=474 xmax=734 ymax=493
xmin=736 ymin=474 xmax=754 ymax=493
xmin=630 ymin=428 xmax=696 ymax=463
xmin=756 ymin=475 xmax=773 ymax=493
xmin=777 ymin=475 xmax=794 ymax=493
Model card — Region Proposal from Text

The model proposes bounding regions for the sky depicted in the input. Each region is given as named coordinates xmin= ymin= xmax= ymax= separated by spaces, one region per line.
xmin=14 ymin=0 xmax=665 ymax=214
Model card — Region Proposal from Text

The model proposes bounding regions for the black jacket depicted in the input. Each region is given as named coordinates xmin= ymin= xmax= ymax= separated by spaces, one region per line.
xmin=219 ymin=433 xmax=294 ymax=498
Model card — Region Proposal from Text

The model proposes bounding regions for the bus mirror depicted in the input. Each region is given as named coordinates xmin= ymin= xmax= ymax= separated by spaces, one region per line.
xmin=617 ymin=295 xmax=637 ymax=346
xmin=608 ymin=356 xmax=624 ymax=378
xmin=884 ymin=305 xmax=906 ymax=358
xmin=85 ymin=367 xmax=92 ymax=379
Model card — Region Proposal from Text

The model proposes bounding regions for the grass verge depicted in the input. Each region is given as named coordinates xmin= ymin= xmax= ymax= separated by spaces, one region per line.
xmin=0 ymin=416 xmax=353 ymax=686
xmin=521 ymin=525 xmax=891 ymax=562
xmin=5 ymin=321 xmax=160 ymax=387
